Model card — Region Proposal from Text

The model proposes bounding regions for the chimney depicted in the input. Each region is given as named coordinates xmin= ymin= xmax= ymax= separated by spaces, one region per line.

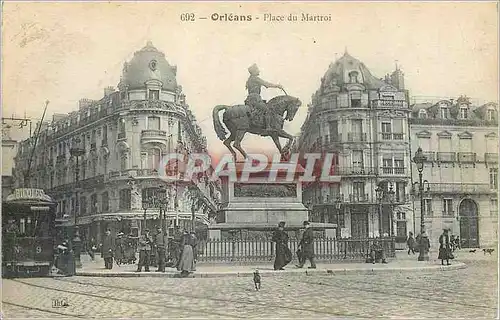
xmin=390 ymin=68 xmax=405 ymax=90
xmin=79 ymin=98 xmax=94 ymax=109
xmin=104 ymin=86 xmax=115 ymax=97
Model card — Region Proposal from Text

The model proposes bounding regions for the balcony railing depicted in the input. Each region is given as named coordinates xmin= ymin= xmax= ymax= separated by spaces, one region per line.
xmin=485 ymin=153 xmax=498 ymax=163
xmin=458 ymin=152 xmax=476 ymax=163
xmin=442 ymin=211 xmax=455 ymax=217
xmin=436 ymin=152 xmax=456 ymax=162
xmin=349 ymin=193 xmax=369 ymax=203
xmin=334 ymin=166 xmax=376 ymax=175
xmin=428 ymin=183 xmax=494 ymax=194
xmin=381 ymin=167 xmax=406 ymax=175
xmin=141 ymin=129 xmax=167 ymax=139
xmin=380 ymin=132 xmax=404 ymax=140
xmin=312 ymin=194 xmax=345 ymax=205
xmin=422 ymin=152 xmax=435 ymax=162
xmin=372 ymin=100 xmax=408 ymax=109
xmin=347 ymin=132 xmax=367 ymax=142
xmin=322 ymin=134 xmax=342 ymax=145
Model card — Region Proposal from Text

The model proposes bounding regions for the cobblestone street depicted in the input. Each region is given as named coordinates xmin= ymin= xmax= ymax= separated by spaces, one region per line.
xmin=2 ymin=252 xmax=497 ymax=319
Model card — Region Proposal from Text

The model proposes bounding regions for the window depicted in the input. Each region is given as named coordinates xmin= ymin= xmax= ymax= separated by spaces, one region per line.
xmin=440 ymin=107 xmax=449 ymax=119
xmin=419 ymin=109 xmax=427 ymax=118
xmin=119 ymin=119 xmax=126 ymax=137
xmin=394 ymin=154 xmax=405 ymax=174
xmin=119 ymin=189 xmax=131 ymax=210
xmin=90 ymin=194 xmax=97 ymax=213
xmin=443 ymin=199 xmax=453 ymax=216
xmin=328 ymin=120 xmax=339 ymax=141
xmin=148 ymin=116 xmax=161 ymax=131
xmin=120 ymin=154 xmax=127 ymax=171
xmin=91 ymin=130 xmax=97 ymax=143
xmin=382 ymin=156 xmax=393 ymax=174
xmin=423 ymin=199 xmax=432 ymax=216
xmin=149 ymin=148 xmax=162 ymax=170
xmin=349 ymin=71 xmax=359 ymax=83
xmin=80 ymin=196 xmax=87 ymax=216
xmin=396 ymin=221 xmax=407 ymax=238
xmin=102 ymin=125 xmax=108 ymax=145
xmin=490 ymin=168 xmax=498 ymax=189
xmin=381 ymin=122 xmax=392 ymax=139
xmin=490 ymin=199 xmax=498 ymax=216
xmin=101 ymin=192 xmax=109 ymax=212
xmin=393 ymin=119 xmax=403 ymax=140
xmin=350 ymin=92 xmax=361 ymax=108
xmin=352 ymin=151 xmax=364 ymax=169
xmin=487 ymin=109 xmax=495 ymax=121
xmin=353 ymin=182 xmax=365 ymax=201
xmin=149 ymin=89 xmax=160 ymax=100
xmin=460 ymin=107 xmax=468 ymax=119
xmin=395 ymin=182 xmax=406 ymax=202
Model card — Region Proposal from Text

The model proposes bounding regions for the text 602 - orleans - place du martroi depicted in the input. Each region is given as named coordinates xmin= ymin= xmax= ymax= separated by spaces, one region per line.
xmin=180 ymin=12 xmax=332 ymax=23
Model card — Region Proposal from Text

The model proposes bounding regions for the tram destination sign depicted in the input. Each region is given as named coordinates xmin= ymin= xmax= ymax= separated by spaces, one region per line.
xmin=5 ymin=188 xmax=54 ymax=203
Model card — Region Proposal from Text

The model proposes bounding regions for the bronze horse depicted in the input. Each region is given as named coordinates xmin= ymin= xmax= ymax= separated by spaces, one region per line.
xmin=212 ymin=95 xmax=301 ymax=159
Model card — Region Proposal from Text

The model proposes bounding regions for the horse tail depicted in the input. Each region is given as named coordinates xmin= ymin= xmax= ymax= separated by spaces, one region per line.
xmin=212 ymin=105 xmax=229 ymax=141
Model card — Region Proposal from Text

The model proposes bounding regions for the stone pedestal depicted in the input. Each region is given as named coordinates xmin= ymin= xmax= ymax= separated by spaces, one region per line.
xmin=209 ymin=161 xmax=336 ymax=238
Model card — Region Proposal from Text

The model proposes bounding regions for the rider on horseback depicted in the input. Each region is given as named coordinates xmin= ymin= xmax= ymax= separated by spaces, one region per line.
xmin=245 ymin=64 xmax=284 ymax=132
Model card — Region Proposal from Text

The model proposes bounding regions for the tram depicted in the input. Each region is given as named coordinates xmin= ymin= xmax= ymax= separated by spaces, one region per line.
xmin=2 ymin=188 xmax=58 ymax=278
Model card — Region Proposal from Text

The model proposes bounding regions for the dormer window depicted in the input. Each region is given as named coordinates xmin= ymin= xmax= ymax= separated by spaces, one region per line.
xmin=487 ymin=109 xmax=495 ymax=121
xmin=440 ymin=107 xmax=449 ymax=119
xmin=419 ymin=109 xmax=427 ymax=118
xmin=460 ymin=107 xmax=468 ymax=119
xmin=348 ymin=71 xmax=359 ymax=83
xmin=149 ymin=89 xmax=160 ymax=100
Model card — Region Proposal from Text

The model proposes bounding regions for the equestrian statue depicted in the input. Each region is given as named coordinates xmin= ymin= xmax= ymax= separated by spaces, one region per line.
xmin=212 ymin=63 xmax=302 ymax=159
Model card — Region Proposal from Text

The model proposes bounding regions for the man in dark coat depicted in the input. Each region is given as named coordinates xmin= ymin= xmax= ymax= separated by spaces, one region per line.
xmin=136 ymin=229 xmax=152 ymax=272
xmin=154 ymin=227 xmax=166 ymax=272
xmin=272 ymin=221 xmax=292 ymax=270
xmin=101 ymin=229 xmax=115 ymax=269
xmin=296 ymin=221 xmax=316 ymax=269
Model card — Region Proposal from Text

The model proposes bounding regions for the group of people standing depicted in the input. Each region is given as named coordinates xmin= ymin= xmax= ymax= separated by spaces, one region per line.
xmin=271 ymin=220 xmax=316 ymax=271
xmin=96 ymin=227 xmax=198 ymax=277
xmin=406 ymin=228 xmax=456 ymax=265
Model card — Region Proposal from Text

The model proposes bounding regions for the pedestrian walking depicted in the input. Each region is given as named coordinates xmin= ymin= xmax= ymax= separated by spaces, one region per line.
xmin=438 ymin=228 xmax=453 ymax=265
xmin=177 ymin=230 xmax=195 ymax=277
xmin=190 ymin=231 xmax=198 ymax=271
xmin=88 ymin=237 xmax=97 ymax=262
xmin=296 ymin=221 xmax=316 ymax=269
xmin=272 ymin=221 xmax=292 ymax=270
xmin=407 ymin=232 xmax=416 ymax=255
xmin=136 ymin=229 xmax=152 ymax=272
xmin=114 ymin=232 xmax=125 ymax=266
xmin=101 ymin=229 xmax=115 ymax=269
xmin=154 ymin=227 xmax=166 ymax=272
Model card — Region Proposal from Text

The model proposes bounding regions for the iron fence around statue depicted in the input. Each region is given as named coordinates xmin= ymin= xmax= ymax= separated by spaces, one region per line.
xmin=197 ymin=237 xmax=395 ymax=264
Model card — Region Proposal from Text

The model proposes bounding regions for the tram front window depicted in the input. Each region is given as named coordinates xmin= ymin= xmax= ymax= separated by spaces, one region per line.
xmin=5 ymin=214 xmax=50 ymax=237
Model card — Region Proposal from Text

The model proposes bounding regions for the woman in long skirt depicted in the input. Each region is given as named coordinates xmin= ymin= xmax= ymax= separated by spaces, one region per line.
xmin=438 ymin=229 xmax=453 ymax=265
xmin=177 ymin=231 xmax=195 ymax=277
xmin=272 ymin=221 xmax=292 ymax=270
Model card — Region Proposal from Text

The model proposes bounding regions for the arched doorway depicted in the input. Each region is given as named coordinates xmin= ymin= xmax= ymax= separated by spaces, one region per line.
xmin=459 ymin=199 xmax=479 ymax=248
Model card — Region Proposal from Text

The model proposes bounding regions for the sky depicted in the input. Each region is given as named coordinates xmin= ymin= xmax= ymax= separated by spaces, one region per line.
xmin=2 ymin=1 xmax=498 ymax=158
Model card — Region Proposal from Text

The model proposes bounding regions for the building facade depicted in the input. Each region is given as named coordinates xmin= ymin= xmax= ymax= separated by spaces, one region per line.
xmin=13 ymin=42 xmax=221 ymax=243
xmin=2 ymin=125 xmax=17 ymax=200
xmin=293 ymin=51 xmax=413 ymax=244
xmin=409 ymin=96 xmax=498 ymax=248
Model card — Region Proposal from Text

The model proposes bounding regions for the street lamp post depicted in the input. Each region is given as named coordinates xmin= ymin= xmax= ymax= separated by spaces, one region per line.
xmin=142 ymin=201 xmax=149 ymax=234
xmin=387 ymin=184 xmax=396 ymax=237
xmin=375 ymin=186 xmax=384 ymax=237
xmin=70 ymin=137 xmax=85 ymax=268
xmin=413 ymin=147 xmax=430 ymax=261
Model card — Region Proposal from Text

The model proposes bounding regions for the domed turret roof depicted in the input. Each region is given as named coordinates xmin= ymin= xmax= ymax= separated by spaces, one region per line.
xmin=321 ymin=50 xmax=386 ymax=90
xmin=120 ymin=41 xmax=177 ymax=91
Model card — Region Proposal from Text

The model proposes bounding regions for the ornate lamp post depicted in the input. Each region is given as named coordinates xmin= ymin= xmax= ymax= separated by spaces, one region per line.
xmin=386 ymin=184 xmax=396 ymax=237
xmin=413 ymin=147 xmax=429 ymax=261
xmin=157 ymin=185 xmax=168 ymax=231
xmin=70 ymin=137 xmax=85 ymax=268
xmin=375 ymin=186 xmax=384 ymax=237
xmin=142 ymin=200 xmax=149 ymax=234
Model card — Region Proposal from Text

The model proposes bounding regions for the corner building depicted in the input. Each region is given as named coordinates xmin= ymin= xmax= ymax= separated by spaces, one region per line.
xmin=293 ymin=51 xmax=412 ymax=246
xmin=14 ymin=42 xmax=221 ymax=242
xmin=409 ymin=96 xmax=498 ymax=248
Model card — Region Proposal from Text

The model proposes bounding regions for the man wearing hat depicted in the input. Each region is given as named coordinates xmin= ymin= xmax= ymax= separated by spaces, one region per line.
xmin=136 ymin=228 xmax=152 ymax=272
xmin=101 ymin=229 xmax=115 ymax=269
xmin=154 ymin=227 xmax=166 ymax=272
xmin=245 ymin=63 xmax=284 ymax=132
xmin=296 ymin=221 xmax=316 ymax=269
